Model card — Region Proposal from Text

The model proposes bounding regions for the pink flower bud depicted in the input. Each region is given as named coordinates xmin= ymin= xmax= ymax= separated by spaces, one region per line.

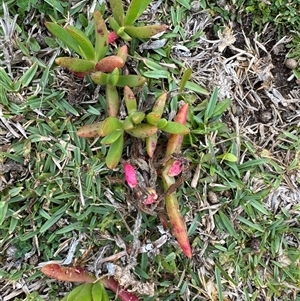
xmin=124 ymin=162 xmax=138 ymax=189
xmin=167 ymin=160 xmax=182 ymax=177
xmin=108 ymin=31 xmax=119 ymax=44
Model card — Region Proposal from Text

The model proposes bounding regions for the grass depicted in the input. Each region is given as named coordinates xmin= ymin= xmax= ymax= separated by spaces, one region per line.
xmin=1 ymin=0 xmax=300 ymax=300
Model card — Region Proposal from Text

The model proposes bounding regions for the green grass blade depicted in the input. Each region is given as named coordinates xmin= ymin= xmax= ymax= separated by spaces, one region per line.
xmin=179 ymin=67 xmax=192 ymax=92
xmin=238 ymin=216 xmax=264 ymax=232
xmin=215 ymin=266 xmax=224 ymax=301
xmin=184 ymin=81 xmax=209 ymax=95
xmin=0 ymin=201 xmax=8 ymax=226
xmin=211 ymin=98 xmax=231 ymax=118
xmin=18 ymin=62 xmax=38 ymax=87
xmin=40 ymin=211 xmax=65 ymax=233
xmin=218 ymin=210 xmax=238 ymax=239
xmin=0 ymin=68 xmax=14 ymax=90
xmin=204 ymin=87 xmax=218 ymax=124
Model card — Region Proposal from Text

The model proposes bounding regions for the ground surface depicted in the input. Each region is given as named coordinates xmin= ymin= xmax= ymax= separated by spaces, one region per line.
xmin=0 ymin=1 xmax=300 ymax=301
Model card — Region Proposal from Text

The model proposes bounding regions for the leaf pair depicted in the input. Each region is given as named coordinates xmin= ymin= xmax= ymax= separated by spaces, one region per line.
xmin=60 ymin=282 xmax=109 ymax=301
xmin=41 ymin=264 xmax=140 ymax=301
xmin=109 ymin=0 xmax=168 ymax=41
xmin=46 ymin=12 xmax=127 ymax=77
xmin=46 ymin=11 xmax=107 ymax=62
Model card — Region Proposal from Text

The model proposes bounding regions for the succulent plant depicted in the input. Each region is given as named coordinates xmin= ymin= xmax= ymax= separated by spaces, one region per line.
xmin=77 ymin=87 xmax=190 ymax=169
xmin=41 ymin=264 xmax=140 ymax=301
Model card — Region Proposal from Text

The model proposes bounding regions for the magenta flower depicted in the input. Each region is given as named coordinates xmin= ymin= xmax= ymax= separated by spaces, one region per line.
xmin=124 ymin=162 xmax=138 ymax=189
xmin=167 ymin=160 xmax=182 ymax=177
xmin=143 ymin=189 xmax=158 ymax=205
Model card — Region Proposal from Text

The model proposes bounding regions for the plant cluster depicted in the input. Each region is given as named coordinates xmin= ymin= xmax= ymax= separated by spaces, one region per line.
xmin=39 ymin=1 xmax=201 ymax=300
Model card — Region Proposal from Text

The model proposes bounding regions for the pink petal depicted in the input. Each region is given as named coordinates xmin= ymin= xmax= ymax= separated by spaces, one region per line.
xmin=143 ymin=189 xmax=158 ymax=205
xmin=124 ymin=162 xmax=138 ymax=189
xmin=167 ymin=160 xmax=182 ymax=177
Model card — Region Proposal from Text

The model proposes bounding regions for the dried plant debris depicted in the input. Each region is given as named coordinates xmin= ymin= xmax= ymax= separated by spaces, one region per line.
xmin=105 ymin=263 xmax=155 ymax=296
xmin=179 ymin=15 xmax=299 ymax=178
xmin=0 ymin=160 xmax=28 ymax=191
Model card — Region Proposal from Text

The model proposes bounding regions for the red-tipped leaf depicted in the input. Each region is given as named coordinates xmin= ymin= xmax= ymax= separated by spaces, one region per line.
xmin=95 ymin=56 xmax=124 ymax=72
xmin=165 ymin=193 xmax=192 ymax=258
xmin=165 ymin=103 xmax=189 ymax=157
xmin=41 ymin=264 xmax=96 ymax=283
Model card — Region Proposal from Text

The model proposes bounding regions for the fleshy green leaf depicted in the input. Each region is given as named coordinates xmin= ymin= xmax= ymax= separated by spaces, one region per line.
xmin=77 ymin=122 xmax=102 ymax=138
xmin=65 ymin=283 xmax=93 ymax=301
xmin=164 ymin=193 xmax=192 ymax=258
xmin=106 ymin=134 xmax=124 ymax=169
xmin=101 ymin=129 xmax=123 ymax=145
xmin=116 ymin=45 xmax=128 ymax=63
xmin=95 ymin=56 xmax=124 ymax=73
xmin=106 ymin=85 xmax=120 ymax=116
xmin=161 ymin=121 xmax=190 ymax=135
xmin=108 ymin=67 xmax=120 ymax=86
xmin=124 ymin=24 xmax=168 ymax=39
xmin=146 ymin=133 xmax=158 ymax=158
xmin=109 ymin=0 xmax=125 ymax=25
xmin=131 ymin=111 xmax=145 ymax=124
xmin=122 ymin=117 xmax=134 ymax=131
xmin=124 ymin=86 xmax=137 ymax=114
xmin=66 ymin=25 xmax=95 ymax=61
xmin=109 ymin=17 xmax=132 ymax=41
xmin=157 ymin=118 xmax=168 ymax=129
xmin=55 ymin=57 xmax=95 ymax=73
xmin=116 ymin=75 xmax=146 ymax=87
xmin=92 ymin=281 xmax=109 ymax=301
xmin=91 ymin=73 xmax=146 ymax=87
xmin=125 ymin=123 xmax=158 ymax=138
xmin=46 ymin=22 xmax=89 ymax=59
xmin=90 ymin=72 xmax=109 ymax=85
xmin=94 ymin=11 xmax=109 ymax=61
xmin=98 ymin=116 xmax=122 ymax=137
xmin=146 ymin=112 xmax=161 ymax=126
xmin=152 ymin=92 xmax=167 ymax=115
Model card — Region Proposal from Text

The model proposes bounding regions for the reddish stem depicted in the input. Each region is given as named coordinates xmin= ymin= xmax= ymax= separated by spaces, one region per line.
xmin=102 ymin=277 xmax=140 ymax=301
